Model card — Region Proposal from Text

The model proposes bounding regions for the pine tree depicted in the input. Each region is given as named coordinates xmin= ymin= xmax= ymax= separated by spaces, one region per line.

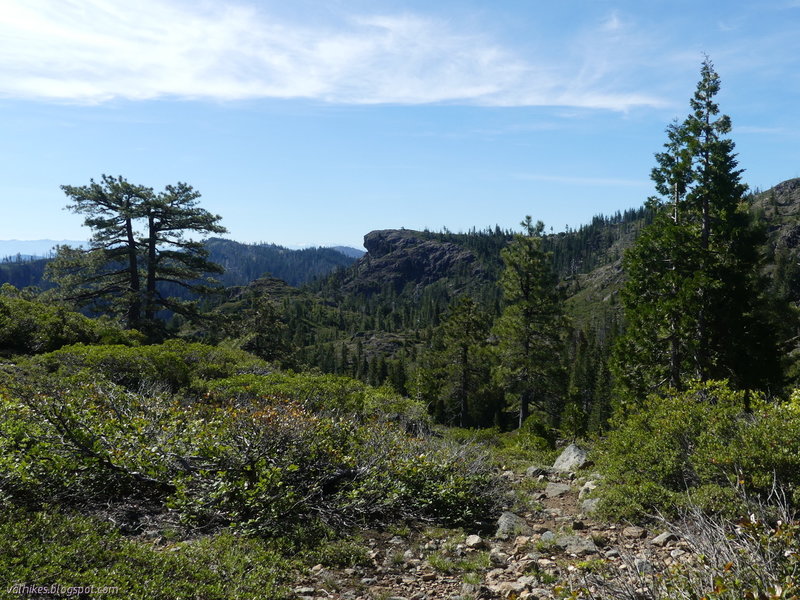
xmin=494 ymin=216 xmax=567 ymax=428
xmin=140 ymin=182 xmax=227 ymax=326
xmin=613 ymin=59 xmax=783 ymax=402
xmin=440 ymin=296 xmax=494 ymax=427
xmin=46 ymin=175 xmax=226 ymax=336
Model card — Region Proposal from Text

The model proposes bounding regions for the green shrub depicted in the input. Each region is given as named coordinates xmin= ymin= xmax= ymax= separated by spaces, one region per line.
xmin=0 ymin=509 xmax=293 ymax=599
xmin=202 ymin=372 xmax=368 ymax=412
xmin=1 ymin=368 xmax=501 ymax=537
xmin=0 ymin=374 xmax=190 ymax=507
xmin=443 ymin=426 xmax=503 ymax=447
xmin=0 ymin=289 xmax=140 ymax=356
xmin=201 ymin=372 xmax=430 ymax=428
xmin=597 ymin=380 xmax=800 ymax=520
xmin=27 ymin=340 xmax=269 ymax=392
xmin=308 ymin=538 xmax=372 ymax=568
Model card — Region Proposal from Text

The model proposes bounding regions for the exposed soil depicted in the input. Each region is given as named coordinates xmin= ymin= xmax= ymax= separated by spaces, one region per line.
xmin=289 ymin=465 xmax=694 ymax=600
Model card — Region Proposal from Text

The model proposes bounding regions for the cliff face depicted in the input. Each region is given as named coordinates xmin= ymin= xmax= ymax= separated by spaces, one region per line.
xmin=345 ymin=229 xmax=486 ymax=296
xmin=754 ymin=178 xmax=800 ymax=248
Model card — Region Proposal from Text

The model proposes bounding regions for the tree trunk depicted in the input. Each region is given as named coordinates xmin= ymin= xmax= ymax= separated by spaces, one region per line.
xmin=459 ymin=344 xmax=469 ymax=428
xmin=124 ymin=214 xmax=140 ymax=329
xmin=145 ymin=213 xmax=158 ymax=322
xmin=518 ymin=390 xmax=530 ymax=429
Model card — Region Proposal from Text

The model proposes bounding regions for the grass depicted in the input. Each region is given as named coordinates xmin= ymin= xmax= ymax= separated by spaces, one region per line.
xmin=389 ymin=550 xmax=406 ymax=566
xmin=574 ymin=558 xmax=608 ymax=574
xmin=307 ymin=537 xmax=372 ymax=568
xmin=425 ymin=550 xmax=491 ymax=574
xmin=535 ymin=537 xmax=558 ymax=553
xmin=385 ymin=523 xmax=412 ymax=537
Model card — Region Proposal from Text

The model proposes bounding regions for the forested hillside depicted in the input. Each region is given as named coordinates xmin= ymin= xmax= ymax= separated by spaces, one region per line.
xmin=0 ymin=238 xmax=360 ymax=291
xmin=206 ymin=238 xmax=361 ymax=287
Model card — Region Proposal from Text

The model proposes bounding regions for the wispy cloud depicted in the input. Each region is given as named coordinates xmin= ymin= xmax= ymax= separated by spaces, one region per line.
xmin=0 ymin=0 xmax=665 ymax=110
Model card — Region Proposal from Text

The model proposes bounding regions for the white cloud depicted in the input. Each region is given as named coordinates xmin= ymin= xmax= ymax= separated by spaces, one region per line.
xmin=0 ymin=0 xmax=665 ymax=110
xmin=601 ymin=11 xmax=624 ymax=32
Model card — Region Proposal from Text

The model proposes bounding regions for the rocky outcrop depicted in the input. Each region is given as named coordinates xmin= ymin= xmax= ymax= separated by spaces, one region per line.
xmin=345 ymin=229 xmax=486 ymax=297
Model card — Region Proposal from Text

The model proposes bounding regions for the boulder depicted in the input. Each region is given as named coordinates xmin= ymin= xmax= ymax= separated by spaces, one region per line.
xmin=552 ymin=444 xmax=589 ymax=472
xmin=651 ymin=531 xmax=678 ymax=547
xmin=544 ymin=482 xmax=571 ymax=498
xmin=495 ymin=511 xmax=533 ymax=539
xmin=580 ymin=498 xmax=600 ymax=515
xmin=556 ymin=535 xmax=599 ymax=556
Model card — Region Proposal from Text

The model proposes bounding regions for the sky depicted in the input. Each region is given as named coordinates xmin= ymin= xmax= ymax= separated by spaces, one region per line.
xmin=1 ymin=0 xmax=799 ymax=250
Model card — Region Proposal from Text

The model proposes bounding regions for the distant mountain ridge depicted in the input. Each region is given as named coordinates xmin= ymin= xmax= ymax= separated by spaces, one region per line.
xmin=205 ymin=238 xmax=358 ymax=287
xmin=0 ymin=239 xmax=87 ymax=260
xmin=331 ymin=246 xmax=365 ymax=259
xmin=0 ymin=238 xmax=361 ymax=290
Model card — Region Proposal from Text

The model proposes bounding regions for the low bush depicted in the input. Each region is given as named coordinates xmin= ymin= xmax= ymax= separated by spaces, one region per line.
xmin=565 ymin=497 xmax=800 ymax=599
xmin=597 ymin=380 xmax=800 ymax=520
xmin=0 ymin=287 xmax=140 ymax=356
xmin=0 ymin=509 xmax=293 ymax=599
xmin=0 ymin=369 xmax=501 ymax=539
xmin=27 ymin=340 xmax=269 ymax=393
xmin=443 ymin=422 xmax=559 ymax=472
xmin=201 ymin=372 xmax=430 ymax=426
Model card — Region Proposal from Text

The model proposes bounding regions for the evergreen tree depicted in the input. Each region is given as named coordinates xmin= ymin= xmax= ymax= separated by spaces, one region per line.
xmin=494 ymin=217 xmax=567 ymax=428
xmin=48 ymin=176 xmax=151 ymax=328
xmin=140 ymin=182 xmax=226 ymax=325
xmin=613 ymin=59 xmax=783 ymax=403
xmin=46 ymin=175 xmax=226 ymax=335
xmin=235 ymin=296 xmax=297 ymax=368
xmin=440 ymin=296 xmax=494 ymax=427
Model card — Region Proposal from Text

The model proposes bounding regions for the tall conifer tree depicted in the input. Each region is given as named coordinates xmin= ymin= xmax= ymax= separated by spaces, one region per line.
xmin=440 ymin=296 xmax=493 ymax=427
xmin=613 ymin=59 xmax=782 ymax=402
xmin=494 ymin=217 xmax=566 ymax=428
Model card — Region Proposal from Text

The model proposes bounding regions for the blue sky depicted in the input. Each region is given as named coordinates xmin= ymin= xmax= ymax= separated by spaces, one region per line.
xmin=1 ymin=0 xmax=799 ymax=249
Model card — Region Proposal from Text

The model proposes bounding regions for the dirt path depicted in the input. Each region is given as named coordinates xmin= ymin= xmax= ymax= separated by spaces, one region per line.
xmin=290 ymin=455 xmax=691 ymax=599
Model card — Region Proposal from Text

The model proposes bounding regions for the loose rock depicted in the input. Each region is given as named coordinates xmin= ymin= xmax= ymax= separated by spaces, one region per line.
xmin=634 ymin=557 xmax=654 ymax=574
xmin=526 ymin=465 xmax=551 ymax=478
xmin=496 ymin=511 xmax=533 ymax=539
xmin=651 ymin=531 xmax=678 ymax=546
xmin=556 ymin=535 xmax=599 ymax=556
xmin=544 ymin=482 xmax=572 ymax=498
xmin=623 ymin=526 xmax=647 ymax=539
xmin=578 ymin=480 xmax=598 ymax=499
xmin=552 ymin=444 xmax=589 ymax=472
xmin=581 ymin=498 xmax=600 ymax=515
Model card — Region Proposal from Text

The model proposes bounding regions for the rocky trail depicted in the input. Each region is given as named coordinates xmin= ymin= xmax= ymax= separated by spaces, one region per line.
xmin=290 ymin=445 xmax=695 ymax=600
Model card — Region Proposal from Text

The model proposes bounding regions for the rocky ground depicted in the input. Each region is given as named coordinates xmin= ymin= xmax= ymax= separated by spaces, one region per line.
xmin=289 ymin=445 xmax=696 ymax=600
